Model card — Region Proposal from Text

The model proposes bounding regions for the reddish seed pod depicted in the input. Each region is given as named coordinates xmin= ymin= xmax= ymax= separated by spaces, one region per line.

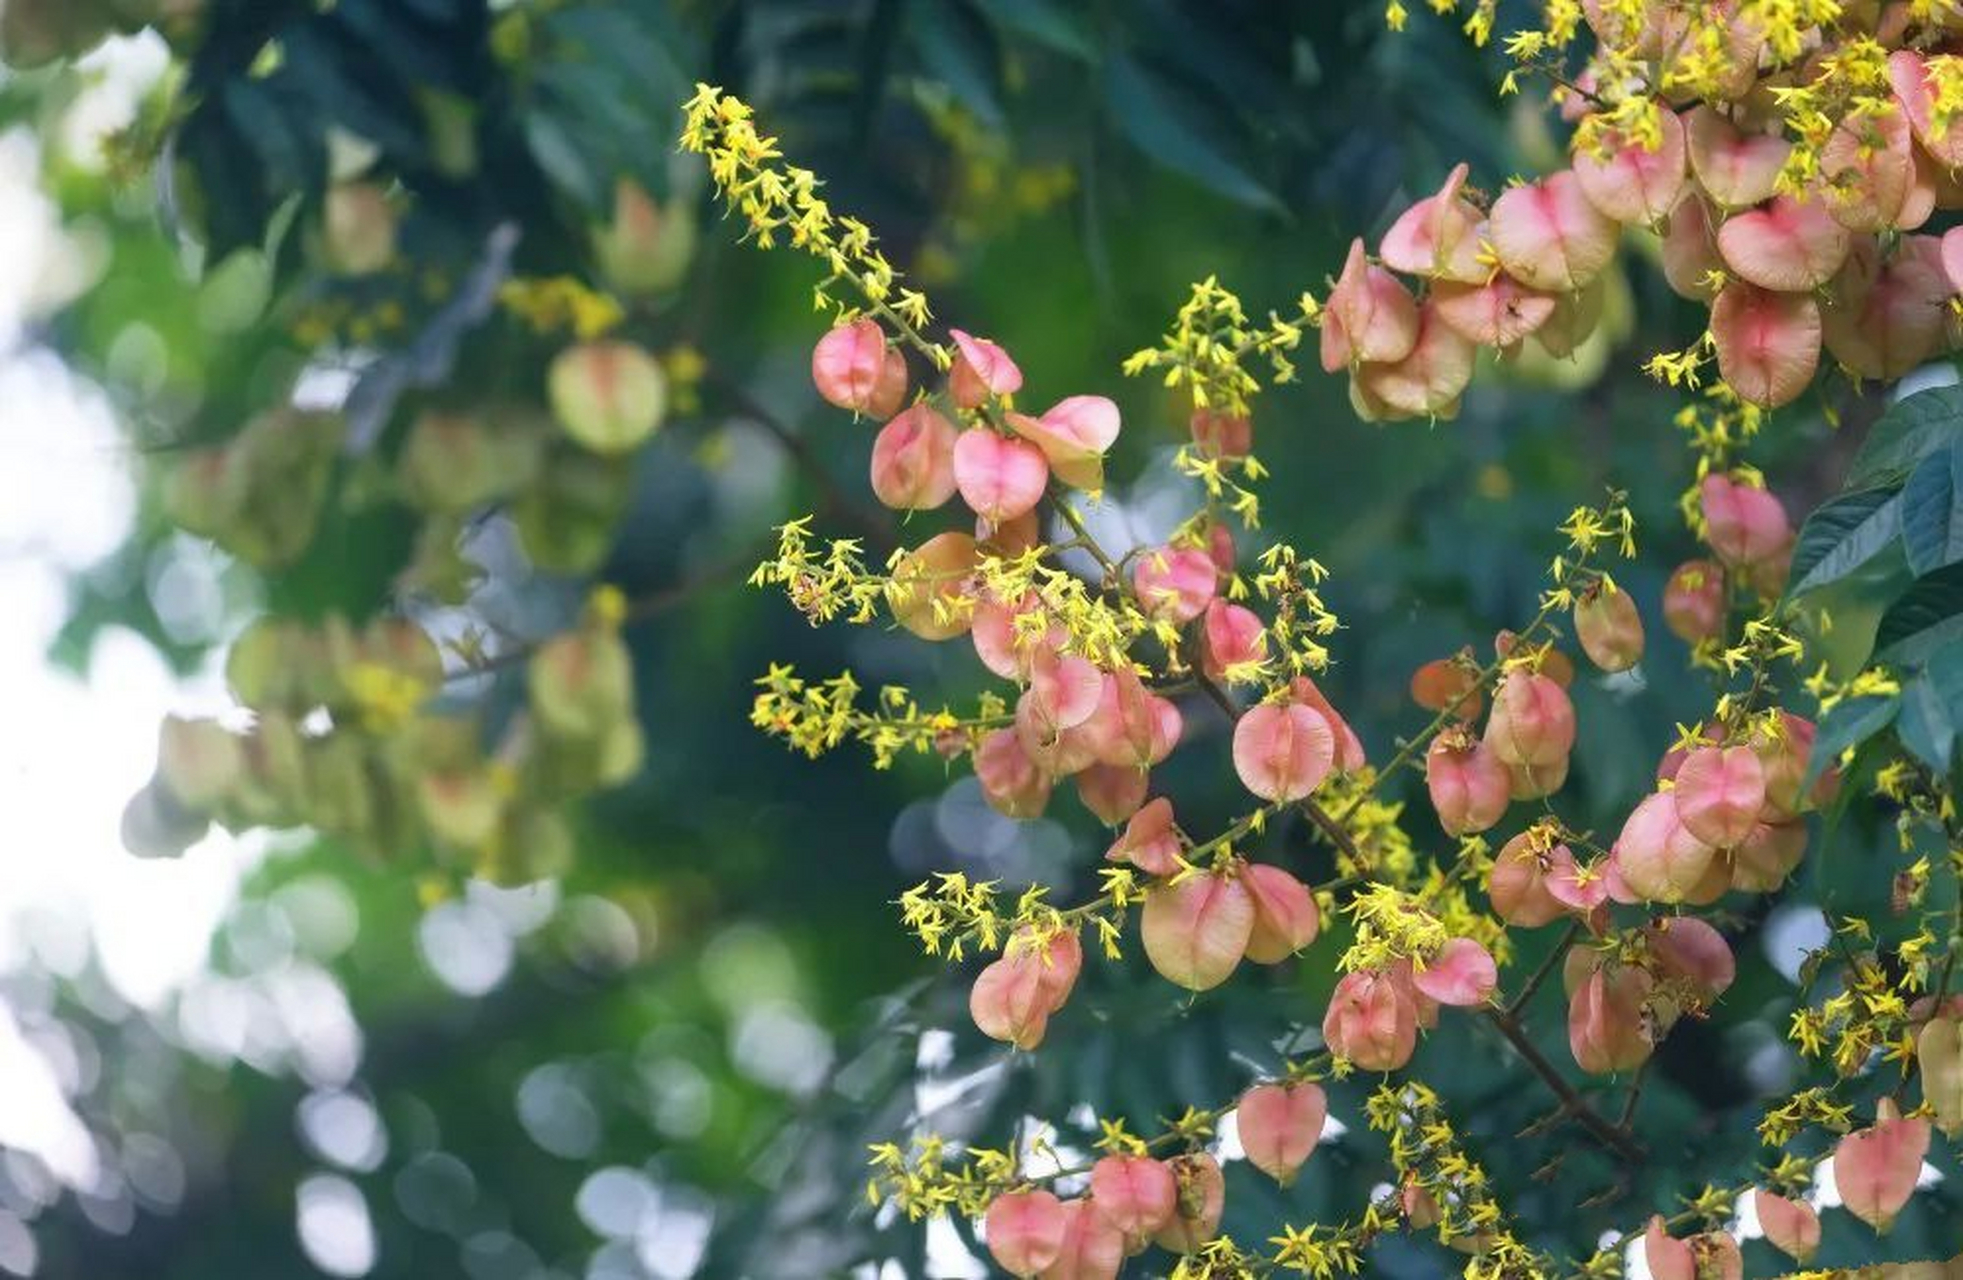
xmin=1489 ymin=830 xmax=1566 ymax=928
xmin=1644 ymin=916 xmax=1735 ymax=1003
xmin=1236 ymin=1081 xmax=1328 ymax=1184
xmin=985 ymin=1190 xmax=1068 ymax=1278
xmin=811 ymin=317 xmax=906 ymax=416
xmin=1380 ymin=162 xmax=1487 ymax=283
xmin=1574 ymin=578 xmax=1644 ymax=672
xmin=1642 ymin=1217 xmax=1695 ymax=1280
xmin=1287 ymin=677 xmax=1367 ymax=773
xmin=1568 ymin=964 xmax=1655 ymax=1074
xmin=1700 ymin=474 xmax=1792 ymax=569
xmin=975 ymin=727 xmax=1052 ymax=819
xmin=1686 ymin=105 xmax=1790 ymax=210
xmin=1105 ymin=796 xmax=1181 ymax=876
xmin=1663 ymin=559 xmax=1727 ymax=644
xmin=1751 ymin=710 xmax=1820 ymax=820
xmin=971 ymin=590 xmax=1060 ymax=681
xmin=1409 ymin=657 xmax=1484 ymax=720
xmin=1505 ymin=752 xmax=1569 ymax=801
xmin=1028 ymin=649 xmax=1103 ymax=733
xmin=1483 ymin=670 xmax=1576 ymax=768
xmin=1731 ymin=819 xmax=1807 ymax=892
xmin=979 ymin=509 xmax=1043 ymax=559
xmin=1754 ymin=1189 xmax=1820 ymax=1263
xmin=1087 ymin=1155 xmax=1176 ymax=1254
xmin=969 ymin=954 xmax=1050 ymax=1050
xmin=889 ymin=532 xmax=978 ymax=642
xmin=1834 ymin=1099 xmax=1930 ymax=1232
xmin=869 ymin=404 xmax=958 ymax=510
xmin=1044 ymin=1198 xmax=1124 ymax=1280
xmin=1132 ymin=545 xmax=1218 ymax=624
xmin=1320 ymin=238 xmax=1421 ymax=371
xmin=1488 ymin=169 xmax=1619 ymax=291
xmin=1411 ymin=937 xmax=1497 ymax=1007
xmin=948 ymin=328 xmax=1022 ymax=408
xmin=1673 ymin=745 xmax=1766 ymax=847
xmin=1572 ymin=102 xmax=1688 ymax=225
xmin=1544 ymin=844 xmax=1609 ymax=913
xmin=1322 ymin=969 xmax=1419 ymax=1071
xmin=1351 ymin=299 xmax=1477 ymax=420
xmin=1232 ymin=703 xmax=1336 ymax=803
xmin=1241 ymin=863 xmax=1320 ymax=963
xmin=1189 ymin=408 xmax=1252 ymax=460
xmin=955 ymin=428 xmax=1049 ymax=524
xmin=1082 ymin=669 xmax=1182 ymax=771
xmin=1075 ymin=762 xmax=1147 ymax=827
xmin=1426 ymin=730 xmax=1511 ymax=836
xmin=1201 ymin=600 xmax=1268 ymax=682
xmin=1140 ymin=870 xmax=1255 ymax=991
xmin=1006 ymin=395 xmax=1122 ymax=491
xmin=1150 ymin=1153 xmax=1225 ymax=1255
xmin=1614 ymin=790 xmax=1719 ymax=904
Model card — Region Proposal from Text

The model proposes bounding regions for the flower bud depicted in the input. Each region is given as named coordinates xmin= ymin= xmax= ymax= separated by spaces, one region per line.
xmin=1574 ymin=578 xmax=1644 ymax=672
xmin=1613 ymin=791 xmax=1719 ymax=904
xmin=976 ymin=727 xmax=1051 ymax=818
xmin=1483 ymin=670 xmax=1576 ymax=767
xmin=889 ymin=531 xmax=978 ymax=641
xmin=985 ymin=1190 xmax=1068 ymax=1278
xmin=1106 ymin=796 xmax=1181 ymax=876
xmin=954 ymin=428 xmax=1049 ymax=523
xmin=1140 ymin=871 xmax=1254 ymax=991
xmin=1918 ymin=1014 xmax=1963 ymax=1138
xmin=869 ymin=404 xmax=959 ymax=510
xmin=1426 ymin=731 xmax=1511 ymax=836
xmin=1236 ymin=1081 xmax=1327 ymax=1184
xmin=1189 ymin=408 xmax=1251 ymax=460
xmin=1088 ymin=1155 xmax=1176 ymax=1253
xmin=1150 ymin=1153 xmax=1224 ymax=1255
xmin=949 ymin=329 xmax=1022 ymax=408
xmin=1201 ymin=600 xmax=1268 ymax=682
xmin=1076 ymin=762 xmax=1147 ymax=826
xmin=812 ymin=318 xmax=905 ymax=415
xmin=1568 ymin=964 xmax=1655 ymax=1073
xmin=1700 ymin=474 xmax=1793 ymax=569
xmin=1489 ymin=830 xmax=1566 ymax=928
xmin=1412 ymin=937 xmax=1497 ymax=1007
xmin=1753 ymin=1189 xmax=1820 ymax=1263
xmin=1132 ymin=545 xmax=1217 ymax=624
xmin=1242 ymin=864 xmax=1320 ymax=963
xmin=1409 ymin=657 xmax=1483 ymax=720
xmin=1663 ymin=560 xmax=1726 ymax=644
xmin=1323 ymin=969 xmax=1419 ymax=1071
xmin=1007 ymin=396 xmax=1121 ymax=491
xmin=1232 ymin=703 xmax=1336 ymax=803
xmin=1834 ymin=1099 xmax=1929 ymax=1231
xmin=549 ymin=340 xmax=668 ymax=455
xmin=1044 ymin=1198 xmax=1124 ymax=1280
xmin=1673 ymin=745 xmax=1767 ymax=847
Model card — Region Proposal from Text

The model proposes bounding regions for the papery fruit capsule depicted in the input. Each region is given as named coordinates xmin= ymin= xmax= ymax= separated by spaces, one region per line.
xmin=975 ymin=727 xmax=1052 ymax=818
xmin=1489 ymin=830 xmax=1566 ymax=928
xmin=1752 ymin=710 xmax=1819 ymax=820
xmin=1087 ymin=1155 xmax=1176 ymax=1254
xmin=1731 ymin=819 xmax=1807 ymax=892
xmin=1083 ymin=669 xmax=1181 ymax=770
xmin=949 ymin=328 xmax=1022 ymax=408
xmin=971 ymin=590 xmax=1061 ymax=681
xmin=1687 ymin=105 xmax=1791 ymax=210
xmin=1489 ymin=170 xmax=1619 ymax=291
xmin=1201 ymin=600 xmax=1268 ymax=682
xmin=1544 ymin=844 xmax=1609 ymax=913
xmin=1288 ymin=676 xmax=1367 ymax=773
xmin=1506 ymin=752 xmax=1570 ymax=801
xmin=1320 ymin=238 xmax=1420 ymax=370
xmin=1572 ymin=103 xmax=1688 ymax=225
xmin=969 ymin=954 xmax=1050 ymax=1049
xmin=1044 ymin=1199 xmax=1124 ymax=1280
xmin=1232 ymin=703 xmax=1336 ymax=803
xmin=1028 ymin=649 xmax=1103 ymax=733
xmin=955 ymin=428 xmax=1049 ymax=523
xmin=1106 ymin=796 xmax=1181 ymax=876
xmin=1411 ymin=937 xmax=1497 ymax=1007
xmin=1644 ymin=916 xmax=1735 ymax=1002
xmin=1189 ymin=408 xmax=1251 ymax=460
xmin=1568 ymin=964 xmax=1655 ymax=1073
xmin=1663 ymin=559 xmax=1726 ymax=644
xmin=1140 ymin=870 xmax=1255 ymax=991
xmin=549 ymin=340 xmax=668 ymax=455
xmin=1574 ymin=578 xmax=1644 ymax=672
xmin=1353 ymin=299 xmax=1476 ymax=420
xmin=1642 ymin=1217 xmax=1694 ymax=1280
xmin=1132 ymin=545 xmax=1217 ymax=624
xmin=869 ymin=403 xmax=958 ymax=510
xmin=812 ymin=318 xmax=905 ymax=416
xmin=1076 ymin=762 xmax=1147 ymax=826
xmin=1236 ymin=1081 xmax=1327 ymax=1185
xmin=1151 ymin=1153 xmax=1225 ymax=1255
xmin=1613 ymin=790 xmax=1718 ymax=904
xmin=1241 ymin=863 xmax=1320 ymax=963
xmin=1322 ymin=969 xmax=1419 ymax=1071
xmin=1409 ymin=657 xmax=1483 ymax=719
xmin=1709 ymin=281 xmax=1822 ymax=411
xmin=1717 ymin=194 xmax=1853 ymax=292
xmin=1015 ymin=692 xmax=1099 ymax=779
xmin=1700 ymin=474 xmax=1792 ymax=569
xmin=986 ymin=1190 xmax=1068 ymax=1278
xmin=1483 ymin=670 xmax=1576 ymax=767
xmin=1834 ymin=1099 xmax=1929 ymax=1232
xmin=1754 ymin=1189 xmax=1820 ymax=1263
xmin=1007 ymin=396 xmax=1121 ymax=491
xmin=889 ymin=531 xmax=978 ymax=641
xmin=1661 ymin=193 xmax=1723 ymax=301
xmin=1426 ymin=730 xmax=1512 ymax=836
xmin=1917 ymin=1014 xmax=1963 ymax=1138
xmin=1380 ymin=162 xmax=1487 ymax=283
xmin=1673 ymin=745 xmax=1767 ymax=847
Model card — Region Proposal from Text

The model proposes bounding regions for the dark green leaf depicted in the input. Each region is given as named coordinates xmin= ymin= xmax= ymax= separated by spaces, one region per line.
xmin=1900 ymin=435 xmax=1963 ymax=576
xmin=978 ymin=0 xmax=1097 ymax=61
xmin=1102 ymin=53 xmax=1284 ymax=214
xmin=910 ymin=0 xmax=1005 ymax=128
xmin=1875 ymin=562 xmax=1963 ymax=665
xmin=1784 ymin=487 xmax=1902 ymax=598
xmin=1849 ymin=385 xmax=1963 ymax=488
xmin=1897 ymin=673 xmax=1956 ymax=773
xmin=1802 ymin=694 xmax=1900 ymax=795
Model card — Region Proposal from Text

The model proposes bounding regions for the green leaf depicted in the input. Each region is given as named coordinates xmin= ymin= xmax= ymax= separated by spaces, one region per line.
xmin=911 ymin=0 xmax=1005 ymax=129
xmin=1802 ymin=694 xmax=1901 ymax=795
xmin=1849 ymin=385 xmax=1963 ymax=488
xmin=1897 ymin=672 xmax=1956 ymax=773
xmin=1874 ymin=561 xmax=1963 ymax=666
xmin=1784 ymin=487 xmax=1903 ymax=598
xmin=1102 ymin=53 xmax=1284 ymax=214
xmin=977 ymin=0 xmax=1097 ymax=61
xmin=1900 ymin=435 xmax=1963 ymax=576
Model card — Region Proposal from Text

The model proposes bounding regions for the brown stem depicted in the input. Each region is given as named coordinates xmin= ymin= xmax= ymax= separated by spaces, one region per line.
xmin=1484 ymin=1007 xmax=1646 ymax=1164
xmin=1507 ymin=920 xmax=1584 ymax=1019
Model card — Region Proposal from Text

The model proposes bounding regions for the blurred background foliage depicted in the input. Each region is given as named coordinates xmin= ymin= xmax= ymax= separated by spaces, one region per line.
xmin=0 ymin=0 xmax=1955 ymax=1277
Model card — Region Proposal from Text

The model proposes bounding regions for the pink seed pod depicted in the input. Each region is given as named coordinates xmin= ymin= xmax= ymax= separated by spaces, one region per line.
xmin=890 ymin=531 xmax=979 ymax=642
xmin=1236 ymin=1081 xmax=1328 ymax=1184
xmin=1709 ymin=282 xmax=1822 ymax=410
xmin=1573 ymin=104 xmax=1689 ymax=225
xmin=1320 ymin=238 xmax=1421 ymax=371
xmin=1400 ymin=1180 xmax=1442 ymax=1230
xmin=1015 ymin=692 xmax=1100 ymax=778
xmin=1380 ymin=162 xmax=1488 ymax=283
xmin=1028 ymin=649 xmax=1103 ymax=733
xmin=1322 ymin=969 xmax=1419 ymax=1071
xmin=1429 ymin=272 xmax=1557 ymax=347
xmin=976 ymin=727 xmax=1052 ymax=819
xmin=1663 ymin=559 xmax=1727 ymax=644
xmin=1568 ymin=964 xmax=1655 ymax=1074
xmin=1045 ymin=1198 xmax=1125 ymax=1280
xmin=1754 ymin=1189 xmax=1821 ymax=1263
xmin=1288 ymin=676 xmax=1367 ymax=773
xmin=1489 ymin=170 xmax=1619 ymax=292
xmin=1693 ymin=1232 xmax=1743 ymax=1280
xmin=1642 ymin=1217 xmax=1695 ymax=1280
xmin=1489 ymin=830 xmax=1567 ymax=928
xmin=1076 ymin=762 xmax=1148 ymax=827
xmin=1687 ymin=106 xmax=1792 ymax=210
xmin=1644 ymin=916 xmax=1735 ymax=1002
xmin=948 ymin=328 xmax=1023 ymax=408
xmin=1945 ymin=223 xmax=1963 ymax=295
xmin=1731 ymin=819 xmax=1807 ymax=892
xmin=1201 ymin=600 xmax=1269 ymax=682
xmin=954 ymin=428 xmax=1049 ymax=524
xmin=1614 ymin=790 xmax=1719 ymax=903
xmin=1242 ymin=863 xmax=1321 ymax=963
xmin=1132 ymin=545 xmax=1218 ymax=624
xmin=1140 ymin=870 xmax=1255 ymax=991
xmin=812 ymin=318 xmax=904 ymax=415
xmin=1918 ymin=1014 xmax=1963 ymax=1138
xmin=1660 ymin=193 xmax=1724 ymax=301
xmin=1087 ymin=1155 xmax=1176 ymax=1253
xmin=1506 ymin=753 xmax=1570 ymax=801
xmin=1016 ymin=927 xmax=1083 ymax=1014
xmin=1717 ymin=194 xmax=1853 ymax=292
xmin=1892 ymin=49 xmax=1963 ymax=169
xmin=1752 ymin=710 xmax=1820 ymax=820
xmin=1151 ymin=1153 xmax=1225 ymax=1255
xmin=1105 ymin=796 xmax=1181 ymax=876
xmin=1544 ymin=844 xmax=1609 ymax=913
xmin=1006 ymin=395 xmax=1121 ymax=491
xmin=548 ymin=340 xmax=668 ymax=455
xmin=1674 ymin=745 xmax=1767 ymax=847
xmin=1412 ymin=937 xmax=1497 ymax=1007
xmin=985 ymin=1189 xmax=1068 ymax=1278
xmin=1834 ymin=1099 xmax=1930 ymax=1232
xmin=1410 ymin=658 xmax=1484 ymax=720
xmin=1822 ymin=236 xmax=1950 ymax=379
xmin=978 ymin=509 xmax=1043 ymax=558
xmin=1656 ymin=723 xmax=1716 ymax=784
xmin=1083 ymin=669 xmax=1181 ymax=770
xmin=1189 ymin=408 xmax=1252 ymax=460
xmin=869 ymin=404 xmax=959 ymax=510
xmin=970 ymin=955 xmax=1050 ymax=1049
xmin=1232 ymin=703 xmax=1337 ymax=803
xmin=1426 ymin=731 xmax=1512 ymax=836
xmin=1818 ymin=107 xmax=1915 ymax=231
xmin=1574 ymin=579 xmax=1644 ymax=672
xmin=1700 ymin=474 xmax=1793 ymax=569
xmin=1484 ymin=670 xmax=1576 ymax=767
xmin=971 ymin=590 xmax=1060 ymax=681
xmin=1353 ymin=299 xmax=1477 ymax=420
xmin=1207 ymin=523 xmax=1236 ymax=576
